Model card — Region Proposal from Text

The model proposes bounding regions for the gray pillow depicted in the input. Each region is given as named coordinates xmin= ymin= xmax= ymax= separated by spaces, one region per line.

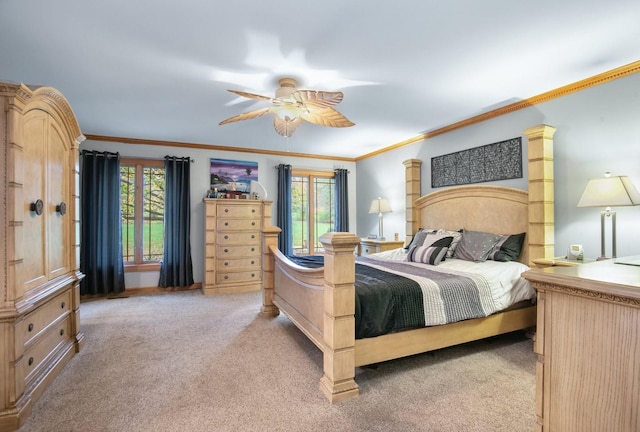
xmin=438 ymin=229 xmax=462 ymax=258
xmin=453 ymin=229 xmax=502 ymax=262
xmin=404 ymin=228 xmax=435 ymax=251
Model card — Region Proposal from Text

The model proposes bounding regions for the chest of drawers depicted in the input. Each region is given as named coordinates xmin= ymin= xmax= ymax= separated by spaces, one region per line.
xmin=203 ymin=199 xmax=271 ymax=295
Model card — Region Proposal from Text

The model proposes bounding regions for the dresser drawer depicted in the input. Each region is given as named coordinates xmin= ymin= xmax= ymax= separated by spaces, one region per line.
xmin=217 ymin=245 xmax=261 ymax=258
xmin=18 ymin=289 xmax=72 ymax=346
xmin=217 ymin=231 xmax=260 ymax=245
xmin=217 ymin=256 xmax=261 ymax=271
xmin=216 ymin=270 xmax=260 ymax=285
xmin=217 ymin=218 xmax=260 ymax=231
xmin=217 ymin=205 xmax=261 ymax=218
xmin=19 ymin=314 xmax=72 ymax=384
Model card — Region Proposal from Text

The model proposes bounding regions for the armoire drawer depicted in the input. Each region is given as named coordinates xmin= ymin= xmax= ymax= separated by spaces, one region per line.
xmin=17 ymin=289 xmax=72 ymax=347
xmin=19 ymin=314 xmax=72 ymax=384
xmin=217 ymin=218 xmax=260 ymax=231
xmin=217 ymin=205 xmax=261 ymax=218
xmin=217 ymin=231 xmax=260 ymax=245
xmin=216 ymin=270 xmax=260 ymax=284
xmin=216 ymin=256 xmax=261 ymax=271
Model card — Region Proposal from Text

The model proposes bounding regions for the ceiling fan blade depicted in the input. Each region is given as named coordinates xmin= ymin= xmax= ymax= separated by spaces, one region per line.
xmin=300 ymin=107 xmax=355 ymax=128
xmin=219 ymin=107 xmax=271 ymax=125
xmin=227 ymin=89 xmax=274 ymax=102
xmin=292 ymin=90 xmax=344 ymax=108
xmin=274 ymin=116 xmax=303 ymax=137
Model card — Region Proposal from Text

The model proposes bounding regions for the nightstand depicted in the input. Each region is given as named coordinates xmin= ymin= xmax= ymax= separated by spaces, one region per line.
xmin=532 ymin=256 xmax=597 ymax=268
xmin=358 ymin=238 xmax=405 ymax=256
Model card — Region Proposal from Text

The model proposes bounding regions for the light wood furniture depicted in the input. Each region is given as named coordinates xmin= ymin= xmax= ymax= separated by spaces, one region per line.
xmin=358 ymin=238 xmax=404 ymax=256
xmin=260 ymin=124 xmax=556 ymax=402
xmin=522 ymin=260 xmax=640 ymax=432
xmin=0 ymin=83 xmax=85 ymax=431
xmin=532 ymin=256 xmax=597 ymax=268
xmin=202 ymin=199 xmax=271 ymax=295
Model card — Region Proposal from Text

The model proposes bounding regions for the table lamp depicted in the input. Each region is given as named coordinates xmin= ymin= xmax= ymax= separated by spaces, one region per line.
xmin=577 ymin=172 xmax=640 ymax=259
xmin=368 ymin=197 xmax=392 ymax=240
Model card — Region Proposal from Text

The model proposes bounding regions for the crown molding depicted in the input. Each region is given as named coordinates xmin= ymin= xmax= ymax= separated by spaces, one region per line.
xmin=355 ymin=60 xmax=640 ymax=161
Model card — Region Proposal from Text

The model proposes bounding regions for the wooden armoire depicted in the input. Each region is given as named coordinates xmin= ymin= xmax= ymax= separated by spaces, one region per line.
xmin=0 ymin=82 xmax=85 ymax=431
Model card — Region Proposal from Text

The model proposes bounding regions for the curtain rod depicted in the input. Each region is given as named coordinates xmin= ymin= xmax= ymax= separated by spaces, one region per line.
xmin=274 ymin=165 xmax=350 ymax=173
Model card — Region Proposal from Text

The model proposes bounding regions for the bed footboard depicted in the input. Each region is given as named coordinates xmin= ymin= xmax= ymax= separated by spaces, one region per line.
xmin=261 ymin=227 xmax=361 ymax=402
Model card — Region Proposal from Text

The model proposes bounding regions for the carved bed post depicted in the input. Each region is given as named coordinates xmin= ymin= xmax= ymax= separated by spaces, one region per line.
xmin=524 ymin=124 xmax=556 ymax=265
xmin=403 ymin=159 xmax=422 ymax=247
xmin=318 ymin=232 xmax=361 ymax=402
xmin=261 ymin=226 xmax=281 ymax=317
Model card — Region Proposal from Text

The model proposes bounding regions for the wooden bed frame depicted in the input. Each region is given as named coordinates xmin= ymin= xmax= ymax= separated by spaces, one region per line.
xmin=260 ymin=124 xmax=556 ymax=402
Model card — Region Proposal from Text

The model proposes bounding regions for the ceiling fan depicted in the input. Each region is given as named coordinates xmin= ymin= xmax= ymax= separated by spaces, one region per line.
xmin=219 ymin=77 xmax=355 ymax=137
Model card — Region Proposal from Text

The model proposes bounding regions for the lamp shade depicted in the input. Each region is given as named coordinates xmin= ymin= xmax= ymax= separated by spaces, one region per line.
xmin=369 ymin=197 xmax=392 ymax=214
xmin=577 ymin=176 xmax=640 ymax=208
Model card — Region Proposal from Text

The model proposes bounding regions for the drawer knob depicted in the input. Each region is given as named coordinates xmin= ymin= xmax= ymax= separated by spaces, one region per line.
xmin=224 ymin=222 xmax=228 ymax=226
xmin=251 ymin=260 xmax=255 ymax=265
xmin=252 ymin=221 xmax=256 ymax=226
xmin=251 ymin=247 xmax=255 ymax=252
xmin=251 ymin=273 xmax=255 ymax=278
xmin=225 ymin=209 xmax=229 ymax=212
xmin=251 ymin=235 xmax=255 ymax=239
xmin=224 ymin=248 xmax=228 ymax=253
xmin=28 ymin=323 xmax=34 ymax=332
xmin=28 ymin=357 xmax=34 ymax=366
xmin=61 ymin=302 xmax=66 ymax=309
xmin=60 ymin=329 xmax=65 ymax=336
xmin=224 ymin=275 xmax=228 ymax=280
xmin=224 ymin=235 xmax=229 ymax=240
xmin=224 ymin=262 xmax=228 ymax=266
xmin=56 ymin=201 xmax=67 ymax=215
xmin=252 ymin=209 xmax=256 ymax=213
xmin=30 ymin=199 xmax=44 ymax=215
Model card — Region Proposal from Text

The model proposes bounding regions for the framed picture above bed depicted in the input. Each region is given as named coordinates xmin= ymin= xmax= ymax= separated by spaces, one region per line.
xmin=431 ymin=137 xmax=522 ymax=188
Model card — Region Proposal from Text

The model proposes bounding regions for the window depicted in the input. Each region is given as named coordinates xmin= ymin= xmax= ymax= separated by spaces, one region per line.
xmin=291 ymin=170 xmax=335 ymax=255
xmin=120 ymin=158 xmax=165 ymax=270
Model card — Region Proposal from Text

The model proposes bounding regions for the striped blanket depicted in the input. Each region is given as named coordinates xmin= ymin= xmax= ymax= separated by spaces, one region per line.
xmin=355 ymin=257 xmax=498 ymax=338
xmin=288 ymin=255 xmax=498 ymax=339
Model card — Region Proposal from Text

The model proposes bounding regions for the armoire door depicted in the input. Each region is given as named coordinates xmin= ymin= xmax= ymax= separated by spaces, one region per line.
xmin=21 ymin=109 xmax=48 ymax=295
xmin=47 ymin=119 xmax=70 ymax=279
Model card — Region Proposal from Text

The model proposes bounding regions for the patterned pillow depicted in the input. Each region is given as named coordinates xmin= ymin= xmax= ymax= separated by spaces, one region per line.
xmin=404 ymin=228 xmax=436 ymax=250
xmin=453 ymin=229 xmax=502 ymax=262
xmin=438 ymin=229 xmax=463 ymax=258
xmin=407 ymin=234 xmax=453 ymax=265
xmin=488 ymin=232 xmax=526 ymax=262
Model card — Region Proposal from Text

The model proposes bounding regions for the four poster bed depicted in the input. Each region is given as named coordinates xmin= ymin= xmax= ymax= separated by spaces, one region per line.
xmin=260 ymin=125 xmax=556 ymax=402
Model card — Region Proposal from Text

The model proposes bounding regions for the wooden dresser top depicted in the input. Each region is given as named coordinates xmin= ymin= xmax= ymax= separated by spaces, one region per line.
xmin=523 ymin=257 xmax=640 ymax=301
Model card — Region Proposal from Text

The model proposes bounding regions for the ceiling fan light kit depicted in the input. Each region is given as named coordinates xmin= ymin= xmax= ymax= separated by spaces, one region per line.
xmin=219 ymin=78 xmax=354 ymax=138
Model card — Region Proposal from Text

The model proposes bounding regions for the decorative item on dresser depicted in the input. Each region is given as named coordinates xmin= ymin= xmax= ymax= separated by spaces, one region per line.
xmin=0 ymin=82 xmax=85 ymax=431
xmin=522 ymin=259 xmax=640 ymax=432
xmin=202 ymin=199 xmax=272 ymax=295
xmin=358 ymin=238 xmax=404 ymax=256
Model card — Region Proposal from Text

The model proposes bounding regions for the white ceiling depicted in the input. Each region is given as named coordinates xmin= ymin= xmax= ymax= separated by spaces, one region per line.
xmin=1 ymin=0 xmax=639 ymax=159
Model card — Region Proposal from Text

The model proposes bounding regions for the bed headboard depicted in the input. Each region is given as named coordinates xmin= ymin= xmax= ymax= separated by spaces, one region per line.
xmin=415 ymin=185 xmax=530 ymax=264
xmin=403 ymin=124 xmax=556 ymax=266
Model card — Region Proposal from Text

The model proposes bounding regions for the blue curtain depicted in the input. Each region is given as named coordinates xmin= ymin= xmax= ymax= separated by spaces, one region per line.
xmin=159 ymin=156 xmax=194 ymax=287
xmin=276 ymin=164 xmax=293 ymax=255
xmin=80 ymin=150 xmax=125 ymax=295
xmin=334 ymin=168 xmax=349 ymax=232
